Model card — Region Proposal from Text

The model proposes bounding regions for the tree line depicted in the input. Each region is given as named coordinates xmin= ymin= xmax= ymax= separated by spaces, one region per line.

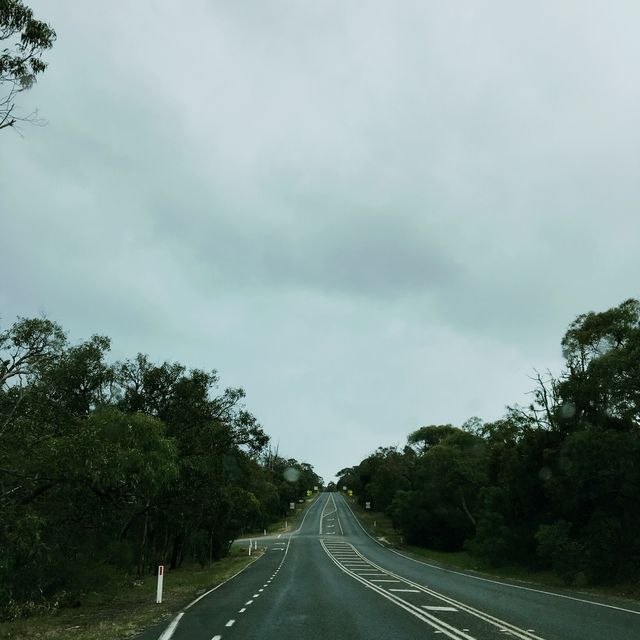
xmin=337 ymin=299 xmax=640 ymax=587
xmin=0 ymin=317 xmax=321 ymax=619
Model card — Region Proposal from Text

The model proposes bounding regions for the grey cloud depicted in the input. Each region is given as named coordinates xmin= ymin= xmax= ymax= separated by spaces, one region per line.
xmin=2 ymin=0 xmax=640 ymax=481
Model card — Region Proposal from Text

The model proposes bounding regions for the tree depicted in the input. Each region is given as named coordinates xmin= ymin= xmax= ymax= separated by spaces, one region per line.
xmin=1 ymin=0 xmax=56 ymax=132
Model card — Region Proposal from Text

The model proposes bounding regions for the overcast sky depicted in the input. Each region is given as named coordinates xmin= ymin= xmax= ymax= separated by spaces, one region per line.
xmin=2 ymin=1 xmax=639 ymax=482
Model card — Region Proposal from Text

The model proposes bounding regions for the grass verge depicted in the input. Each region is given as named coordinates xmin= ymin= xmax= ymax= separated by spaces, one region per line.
xmin=0 ymin=547 xmax=263 ymax=640
xmin=243 ymin=494 xmax=321 ymax=538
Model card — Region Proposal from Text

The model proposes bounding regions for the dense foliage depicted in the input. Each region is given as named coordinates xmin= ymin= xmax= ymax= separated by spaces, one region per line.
xmin=0 ymin=0 xmax=56 ymax=131
xmin=338 ymin=299 xmax=640 ymax=586
xmin=0 ymin=319 xmax=321 ymax=619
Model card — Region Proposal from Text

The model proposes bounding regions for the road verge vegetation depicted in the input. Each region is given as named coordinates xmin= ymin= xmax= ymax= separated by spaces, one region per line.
xmin=337 ymin=299 xmax=640 ymax=599
xmin=0 ymin=548 xmax=263 ymax=640
xmin=0 ymin=316 xmax=323 ymax=622
xmin=344 ymin=494 xmax=640 ymax=602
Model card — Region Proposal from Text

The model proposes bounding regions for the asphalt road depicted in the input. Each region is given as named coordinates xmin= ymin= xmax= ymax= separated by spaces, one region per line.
xmin=140 ymin=492 xmax=640 ymax=640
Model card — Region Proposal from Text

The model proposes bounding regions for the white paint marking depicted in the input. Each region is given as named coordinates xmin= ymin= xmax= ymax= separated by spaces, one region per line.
xmin=423 ymin=606 xmax=458 ymax=612
xmin=327 ymin=537 xmax=544 ymax=640
xmin=225 ymin=619 xmax=235 ymax=627
xmin=157 ymin=612 xmax=184 ymax=640
xmin=389 ymin=588 xmax=420 ymax=593
xmin=245 ymin=600 xmax=253 ymax=605
xmin=239 ymin=607 xmax=246 ymax=613
xmin=259 ymin=588 xmax=264 ymax=592
xmin=183 ymin=554 xmax=262 ymax=611
xmin=211 ymin=636 xmax=222 ymax=640
xmin=371 ymin=579 xmax=401 ymax=583
xmin=339 ymin=495 xmax=640 ymax=617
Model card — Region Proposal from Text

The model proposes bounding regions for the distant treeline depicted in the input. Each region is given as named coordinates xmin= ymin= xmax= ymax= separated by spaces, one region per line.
xmin=0 ymin=319 xmax=321 ymax=619
xmin=338 ymin=299 xmax=640 ymax=587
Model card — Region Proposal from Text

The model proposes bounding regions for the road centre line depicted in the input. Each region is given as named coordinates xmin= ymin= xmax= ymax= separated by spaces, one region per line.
xmin=158 ymin=542 xmax=267 ymax=640
xmin=211 ymin=636 xmax=221 ymax=640
xmin=286 ymin=491 xmax=323 ymax=536
xmin=319 ymin=495 xmax=336 ymax=535
xmin=225 ymin=619 xmax=235 ymax=627
xmin=341 ymin=544 xmax=546 ymax=640
xmin=321 ymin=540 xmax=476 ymax=640
xmin=339 ymin=495 xmax=640 ymax=617
xmin=239 ymin=607 xmax=246 ymax=612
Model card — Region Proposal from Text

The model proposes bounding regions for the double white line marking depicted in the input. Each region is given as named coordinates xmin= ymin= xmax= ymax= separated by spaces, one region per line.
xmin=321 ymin=541 xmax=547 ymax=640
xmin=319 ymin=493 xmax=344 ymax=536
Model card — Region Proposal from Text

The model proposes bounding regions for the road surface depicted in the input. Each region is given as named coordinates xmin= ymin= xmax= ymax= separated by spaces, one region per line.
xmin=139 ymin=492 xmax=640 ymax=640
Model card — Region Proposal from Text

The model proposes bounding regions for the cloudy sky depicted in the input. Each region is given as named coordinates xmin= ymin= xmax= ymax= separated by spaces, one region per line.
xmin=2 ymin=1 xmax=639 ymax=482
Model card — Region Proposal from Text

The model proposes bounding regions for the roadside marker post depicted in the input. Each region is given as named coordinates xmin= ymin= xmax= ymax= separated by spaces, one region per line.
xmin=254 ymin=540 xmax=257 ymax=550
xmin=248 ymin=540 xmax=252 ymax=556
xmin=156 ymin=565 xmax=164 ymax=604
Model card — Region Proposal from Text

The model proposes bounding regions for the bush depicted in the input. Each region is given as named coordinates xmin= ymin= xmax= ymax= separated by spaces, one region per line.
xmin=535 ymin=520 xmax=584 ymax=584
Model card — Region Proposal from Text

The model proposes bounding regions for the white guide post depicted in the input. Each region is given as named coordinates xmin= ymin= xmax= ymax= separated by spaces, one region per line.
xmin=248 ymin=539 xmax=252 ymax=556
xmin=156 ymin=565 xmax=164 ymax=604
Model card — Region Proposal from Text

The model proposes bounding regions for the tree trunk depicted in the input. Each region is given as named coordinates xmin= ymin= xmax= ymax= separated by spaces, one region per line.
xmin=459 ymin=487 xmax=476 ymax=527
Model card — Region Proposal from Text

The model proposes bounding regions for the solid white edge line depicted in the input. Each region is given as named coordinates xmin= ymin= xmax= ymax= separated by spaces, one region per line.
xmin=332 ymin=493 xmax=345 ymax=535
xmin=338 ymin=494 xmax=640 ymax=616
xmin=321 ymin=540 xmax=475 ymax=640
xmin=349 ymin=540 xmax=546 ymax=640
xmin=292 ymin=492 xmax=323 ymax=535
xmin=183 ymin=554 xmax=263 ymax=611
xmin=156 ymin=545 xmax=266 ymax=638
xmin=157 ymin=612 xmax=184 ymax=640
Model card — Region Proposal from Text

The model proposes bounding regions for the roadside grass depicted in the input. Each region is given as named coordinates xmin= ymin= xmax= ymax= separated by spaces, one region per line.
xmin=243 ymin=494 xmax=320 ymax=538
xmin=344 ymin=496 xmax=640 ymax=601
xmin=0 ymin=547 xmax=263 ymax=640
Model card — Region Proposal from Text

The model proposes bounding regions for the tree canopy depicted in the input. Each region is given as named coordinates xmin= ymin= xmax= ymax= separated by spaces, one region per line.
xmin=0 ymin=316 xmax=322 ymax=620
xmin=338 ymin=299 xmax=640 ymax=585
xmin=0 ymin=0 xmax=56 ymax=132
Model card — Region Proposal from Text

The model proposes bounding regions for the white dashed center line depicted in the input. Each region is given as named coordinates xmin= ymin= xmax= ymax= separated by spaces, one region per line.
xmin=225 ymin=619 xmax=235 ymax=627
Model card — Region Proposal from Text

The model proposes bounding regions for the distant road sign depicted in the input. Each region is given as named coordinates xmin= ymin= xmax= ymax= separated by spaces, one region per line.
xmin=289 ymin=502 xmax=295 ymax=510
xmin=343 ymin=486 xmax=347 ymax=491
xmin=365 ymin=501 xmax=371 ymax=510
